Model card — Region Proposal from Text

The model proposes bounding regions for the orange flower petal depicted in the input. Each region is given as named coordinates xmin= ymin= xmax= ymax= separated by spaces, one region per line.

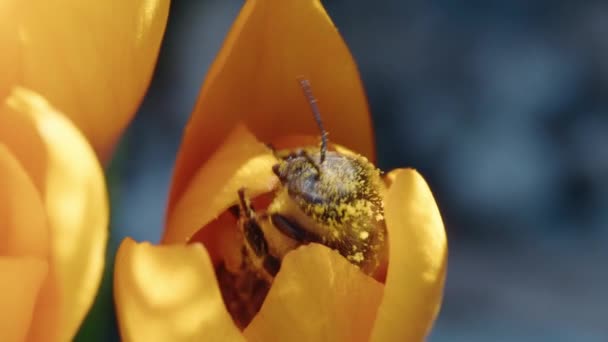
xmin=370 ymin=169 xmax=447 ymax=341
xmin=1 ymin=88 xmax=109 ymax=341
xmin=0 ymin=144 xmax=48 ymax=259
xmin=244 ymin=244 xmax=384 ymax=341
xmin=1 ymin=0 xmax=170 ymax=160
xmin=0 ymin=257 xmax=48 ymax=342
xmin=114 ymin=238 xmax=245 ymax=342
xmin=164 ymin=124 xmax=278 ymax=243
xmin=168 ymin=0 xmax=375 ymax=213
xmin=187 ymin=211 xmax=242 ymax=268
xmin=0 ymin=2 xmax=20 ymax=100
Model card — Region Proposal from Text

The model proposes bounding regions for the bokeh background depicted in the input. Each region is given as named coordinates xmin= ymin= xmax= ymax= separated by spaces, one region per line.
xmin=76 ymin=1 xmax=608 ymax=341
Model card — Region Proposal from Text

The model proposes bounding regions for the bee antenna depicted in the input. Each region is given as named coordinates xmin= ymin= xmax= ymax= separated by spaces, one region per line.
xmin=298 ymin=77 xmax=328 ymax=163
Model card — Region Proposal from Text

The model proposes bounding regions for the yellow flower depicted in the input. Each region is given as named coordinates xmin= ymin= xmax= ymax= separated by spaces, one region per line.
xmin=114 ymin=0 xmax=447 ymax=341
xmin=0 ymin=87 xmax=106 ymax=342
xmin=0 ymin=1 xmax=169 ymax=341
xmin=1 ymin=0 xmax=170 ymax=161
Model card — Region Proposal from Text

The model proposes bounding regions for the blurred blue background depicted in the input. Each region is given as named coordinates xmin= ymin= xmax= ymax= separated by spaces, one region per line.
xmin=76 ymin=1 xmax=608 ymax=341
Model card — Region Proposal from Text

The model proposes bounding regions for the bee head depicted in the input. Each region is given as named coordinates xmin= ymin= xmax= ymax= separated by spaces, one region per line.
xmin=271 ymin=77 xmax=371 ymax=203
xmin=270 ymin=77 xmax=330 ymax=195
xmin=272 ymin=151 xmax=367 ymax=205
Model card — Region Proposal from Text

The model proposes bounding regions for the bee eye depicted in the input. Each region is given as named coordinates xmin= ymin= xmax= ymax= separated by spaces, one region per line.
xmin=270 ymin=214 xmax=320 ymax=243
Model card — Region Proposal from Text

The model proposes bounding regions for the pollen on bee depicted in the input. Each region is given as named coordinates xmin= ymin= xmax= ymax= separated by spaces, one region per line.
xmin=346 ymin=206 xmax=357 ymax=216
xmin=359 ymin=231 xmax=369 ymax=240
xmin=313 ymin=205 xmax=325 ymax=215
xmin=348 ymin=252 xmax=365 ymax=263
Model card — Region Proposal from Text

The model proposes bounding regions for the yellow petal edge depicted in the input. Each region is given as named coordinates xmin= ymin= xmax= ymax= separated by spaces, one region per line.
xmin=2 ymin=87 xmax=109 ymax=341
xmin=245 ymin=244 xmax=384 ymax=342
xmin=0 ymin=143 xmax=48 ymax=259
xmin=371 ymin=169 xmax=447 ymax=341
xmin=164 ymin=123 xmax=278 ymax=243
xmin=114 ymin=238 xmax=245 ymax=342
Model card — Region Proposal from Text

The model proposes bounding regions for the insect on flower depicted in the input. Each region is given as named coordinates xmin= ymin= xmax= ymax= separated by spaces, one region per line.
xmin=217 ymin=78 xmax=388 ymax=328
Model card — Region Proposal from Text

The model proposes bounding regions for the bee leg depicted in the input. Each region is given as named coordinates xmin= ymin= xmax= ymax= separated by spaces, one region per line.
xmin=237 ymin=188 xmax=281 ymax=277
xmin=242 ymin=218 xmax=281 ymax=277
xmin=228 ymin=205 xmax=240 ymax=219
xmin=262 ymin=253 xmax=280 ymax=276
xmin=270 ymin=213 xmax=321 ymax=244
xmin=266 ymin=142 xmax=298 ymax=163
xmin=236 ymin=188 xmax=255 ymax=219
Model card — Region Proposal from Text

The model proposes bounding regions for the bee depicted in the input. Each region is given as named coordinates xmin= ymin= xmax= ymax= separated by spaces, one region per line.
xmin=218 ymin=78 xmax=387 ymax=328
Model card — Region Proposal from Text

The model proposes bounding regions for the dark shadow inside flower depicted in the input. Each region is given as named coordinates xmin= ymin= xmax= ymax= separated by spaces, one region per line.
xmin=188 ymin=194 xmax=276 ymax=329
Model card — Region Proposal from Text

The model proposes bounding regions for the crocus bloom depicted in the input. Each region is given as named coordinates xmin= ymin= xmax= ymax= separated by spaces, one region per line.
xmin=114 ymin=0 xmax=447 ymax=341
xmin=1 ymin=1 xmax=169 ymax=341
xmin=1 ymin=0 xmax=170 ymax=161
